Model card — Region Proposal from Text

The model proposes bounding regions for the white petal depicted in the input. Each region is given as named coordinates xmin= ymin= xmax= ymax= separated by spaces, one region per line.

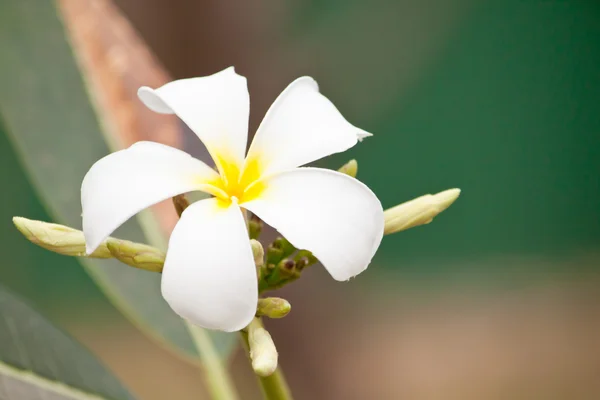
xmin=242 ymin=168 xmax=384 ymax=281
xmin=81 ymin=141 xmax=220 ymax=253
xmin=243 ymin=77 xmax=370 ymax=178
xmin=138 ymin=67 xmax=249 ymax=178
xmin=161 ymin=198 xmax=257 ymax=332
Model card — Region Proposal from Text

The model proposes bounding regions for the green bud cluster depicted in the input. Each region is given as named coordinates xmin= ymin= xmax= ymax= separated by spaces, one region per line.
xmin=254 ymin=235 xmax=318 ymax=293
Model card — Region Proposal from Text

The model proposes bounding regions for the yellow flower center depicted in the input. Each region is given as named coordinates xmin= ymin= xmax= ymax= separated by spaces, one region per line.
xmin=209 ymin=154 xmax=265 ymax=206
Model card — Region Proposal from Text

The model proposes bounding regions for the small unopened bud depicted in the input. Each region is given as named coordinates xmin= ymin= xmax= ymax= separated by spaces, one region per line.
xmin=248 ymin=215 xmax=263 ymax=240
xmin=266 ymin=245 xmax=284 ymax=266
xmin=295 ymin=256 xmax=309 ymax=270
xmin=384 ymin=188 xmax=461 ymax=235
xmin=105 ymin=238 xmax=165 ymax=272
xmin=294 ymin=249 xmax=318 ymax=267
xmin=338 ymin=159 xmax=358 ymax=178
xmin=257 ymin=297 xmax=291 ymax=318
xmin=247 ymin=319 xmax=278 ymax=377
xmin=281 ymin=259 xmax=295 ymax=270
xmin=13 ymin=217 xmax=111 ymax=258
xmin=250 ymin=239 xmax=264 ymax=268
xmin=276 ymin=259 xmax=300 ymax=281
xmin=272 ymin=237 xmax=295 ymax=259
xmin=172 ymin=194 xmax=190 ymax=217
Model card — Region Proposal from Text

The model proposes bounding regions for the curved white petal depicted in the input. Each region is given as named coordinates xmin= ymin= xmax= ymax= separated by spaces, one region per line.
xmin=242 ymin=168 xmax=383 ymax=281
xmin=138 ymin=67 xmax=249 ymax=178
xmin=243 ymin=77 xmax=370 ymax=178
xmin=81 ymin=141 xmax=220 ymax=253
xmin=161 ymin=198 xmax=257 ymax=332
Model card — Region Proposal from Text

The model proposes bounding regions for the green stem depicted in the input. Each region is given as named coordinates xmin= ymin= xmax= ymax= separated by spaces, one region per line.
xmin=239 ymin=321 xmax=293 ymax=400
xmin=186 ymin=321 xmax=240 ymax=400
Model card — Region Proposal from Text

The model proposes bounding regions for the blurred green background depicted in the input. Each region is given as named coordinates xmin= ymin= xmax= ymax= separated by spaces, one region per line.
xmin=1 ymin=0 xmax=599 ymax=399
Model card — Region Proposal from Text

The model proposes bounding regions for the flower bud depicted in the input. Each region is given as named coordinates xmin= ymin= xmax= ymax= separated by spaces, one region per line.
xmin=265 ymin=245 xmax=284 ymax=266
xmin=295 ymin=256 xmax=310 ymax=270
xmin=247 ymin=319 xmax=278 ymax=377
xmin=277 ymin=258 xmax=299 ymax=279
xmin=256 ymin=297 xmax=291 ymax=318
xmin=250 ymin=239 xmax=264 ymax=268
xmin=384 ymin=188 xmax=461 ymax=235
xmin=294 ymin=249 xmax=318 ymax=266
xmin=248 ymin=215 xmax=263 ymax=240
xmin=105 ymin=238 xmax=165 ymax=272
xmin=272 ymin=237 xmax=295 ymax=259
xmin=338 ymin=159 xmax=358 ymax=178
xmin=13 ymin=217 xmax=111 ymax=258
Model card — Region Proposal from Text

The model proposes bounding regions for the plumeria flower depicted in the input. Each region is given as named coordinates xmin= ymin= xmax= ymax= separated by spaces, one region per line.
xmin=81 ymin=67 xmax=384 ymax=332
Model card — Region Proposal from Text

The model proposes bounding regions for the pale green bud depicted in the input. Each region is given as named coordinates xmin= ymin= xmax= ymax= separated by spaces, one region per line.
xmin=384 ymin=188 xmax=461 ymax=235
xmin=105 ymin=238 xmax=165 ymax=272
xmin=272 ymin=237 xmax=295 ymax=259
xmin=277 ymin=258 xmax=299 ymax=279
xmin=12 ymin=217 xmax=111 ymax=258
xmin=247 ymin=318 xmax=278 ymax=377
xmin=265 ymin=244 xmax=284 ymax=266
xmin=338 ymin=159 xmax=358 ymax=177
xmin=257 ymin=297 xmax=291 ymax=318
xmin=294 ymin=249 xmax=318 ymax=267
xmin=248 ymin=215 xmax=263 ymax=240
xmin=250 ymin=239 xmax=264 ymax=268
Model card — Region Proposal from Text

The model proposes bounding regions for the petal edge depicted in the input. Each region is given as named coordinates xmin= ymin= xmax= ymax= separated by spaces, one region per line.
xmin=243 ymin=77 xmax=368 ymax=179
xmin=81 ymin=141 xmax=219 ymax=253
xmin=242 ymin=168 xmax=384 ymax=281
xmin=161 ymin=198 xmax=258 ymax=332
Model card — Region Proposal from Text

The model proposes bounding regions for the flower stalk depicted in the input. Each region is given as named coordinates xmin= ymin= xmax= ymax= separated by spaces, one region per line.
xmin=186 ymin=322 xmax=240 ymax=400
xmin=172 ymin=194 xmax=190 ymax=217
xmin=240 ymin=320 xmax=293 ymax=400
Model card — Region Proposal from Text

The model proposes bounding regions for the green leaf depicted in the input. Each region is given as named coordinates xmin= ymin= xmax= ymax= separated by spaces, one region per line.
xmin=0 ymin=284 xmax=134 ymax=400
xmin=0 ymin=0 xmax=235 ymax=363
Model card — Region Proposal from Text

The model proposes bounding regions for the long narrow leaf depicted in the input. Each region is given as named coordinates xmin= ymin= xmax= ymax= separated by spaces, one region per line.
xmin=0 ymin=0 xmax=235 ymax=363
xmin=0 ymin=285 xmax=135 ymax=400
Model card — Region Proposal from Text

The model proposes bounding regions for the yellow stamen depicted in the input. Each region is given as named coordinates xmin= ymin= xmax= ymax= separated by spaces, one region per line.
xmin=209 ymin=152 xmax=266 ymax=204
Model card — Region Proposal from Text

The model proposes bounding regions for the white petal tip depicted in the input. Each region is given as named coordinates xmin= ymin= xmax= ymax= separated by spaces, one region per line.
xmin=137 ymin=86 xmax=173 ymax=114
xmin=295 ymin=76 xmax=319 ymax=91
xmin=223 ymin=314 xmax=255 ymax=332
xmin=356 ymin=130 xmax=372 ymax=141
xmin=223 ymin=66 xmax=240 ymax=75
xmin=330 ymin=269 xmax=366 ymax=282
xmin=171 ymin=304 xmax=255 ymax=333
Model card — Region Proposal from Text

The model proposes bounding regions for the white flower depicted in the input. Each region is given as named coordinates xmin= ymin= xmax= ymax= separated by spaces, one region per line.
xmin=81 ymin=67 xmax=384 ymax=332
